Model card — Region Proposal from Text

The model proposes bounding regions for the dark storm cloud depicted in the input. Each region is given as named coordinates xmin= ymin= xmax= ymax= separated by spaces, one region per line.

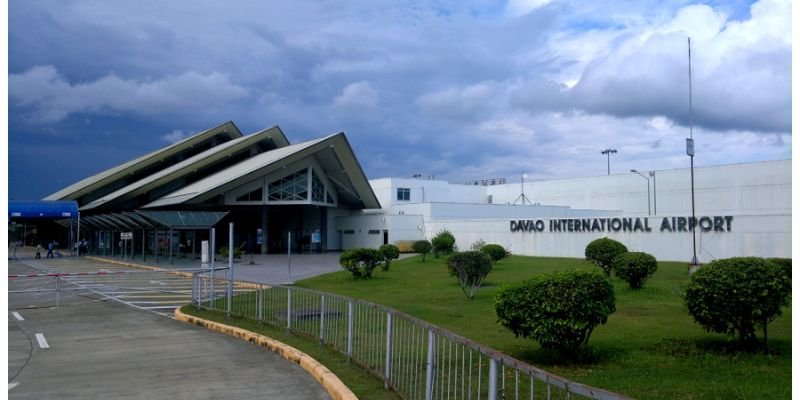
xmin=7 ymin=0 xmax=791 ymax=201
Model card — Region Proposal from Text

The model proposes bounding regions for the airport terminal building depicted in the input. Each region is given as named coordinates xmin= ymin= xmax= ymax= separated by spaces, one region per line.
xmin=42 ymin=122 xmax=791 ymax=263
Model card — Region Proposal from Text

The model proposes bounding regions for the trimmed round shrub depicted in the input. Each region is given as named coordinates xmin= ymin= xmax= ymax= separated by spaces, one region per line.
xmin=412 ymin=240 xmax=432 ymax=262
xmin=494 ymin=269 xmax=615 ymax=353
xmin=766 ymin=258 xmax=792 ymax=280
xmin=431 ymin=230 xmax=456 ymax=257
xmin=585 ymin=238 xmax=628 ymax=276
xmin=480 ymin=244 xmax=508 ymax=263
xmin=684 ymin=257 xmax=791 ymax=346
xmin=339 ymin=248 xmax=383 ymax=278
xmin=613 ymin=252 xmax=658 ymax=289
xmin=447 ymin=251 xmax=493 ymax=299
xmin=379 ymin=244 xmax=400 ymax=271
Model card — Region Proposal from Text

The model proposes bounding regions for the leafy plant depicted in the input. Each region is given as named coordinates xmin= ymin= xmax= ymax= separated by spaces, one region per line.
xmin=613 ymin=252 xmax=658 ymax=289
xmin=339 ymin=248 xmax=384 ymax=278
xmin=379 ymin=244 xmax=400 ymax=271
xmin=684 ymin=257 xmax=791 ymax=348
xmin=447 ymin=251 xmax=493 ymax=299
xmin=431 ymin=230 xmax=456 ymax=257
xmin=494 ymin=269 xmax=615 ymax=353
xmin=412 ymin=240 xmax=432 ymax=262
xmin=219 ymin=242 xmax=247 ymax=259
xmin=766 ymin=257 xmax=792 ymax=280
xmin=470 ymin=239 xmax=487 ymax=251
xmin=480 ymin=244 xmax=508 ymax=263
xmin=585 ymin=238 xmax=628 ymax=276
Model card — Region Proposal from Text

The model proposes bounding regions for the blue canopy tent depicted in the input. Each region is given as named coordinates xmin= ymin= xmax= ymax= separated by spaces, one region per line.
xmin=9 ymin=201 xmax=80 ymax=254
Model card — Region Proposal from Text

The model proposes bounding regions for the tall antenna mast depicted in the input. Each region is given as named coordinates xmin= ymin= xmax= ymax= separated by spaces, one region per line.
xmin=513 ymin=173 xmax=533 ymax=206
xmin=687 ymin=37 xmax=699 ymax=271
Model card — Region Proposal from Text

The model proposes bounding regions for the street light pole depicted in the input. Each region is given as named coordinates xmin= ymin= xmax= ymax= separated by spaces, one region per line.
xmin=687 ymin=37 xmax=699 ymax=270
xmin=649 ymin=171 xmax=657 ymax=215
xmin=601 ymin=149 xmax=617 ymax=175
xmin=630 ymin=169 xmax=651 ymax=216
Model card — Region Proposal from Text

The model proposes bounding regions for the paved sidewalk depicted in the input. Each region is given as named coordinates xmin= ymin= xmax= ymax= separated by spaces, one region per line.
xmin=86 ymin=252 xmax=346 ymax=284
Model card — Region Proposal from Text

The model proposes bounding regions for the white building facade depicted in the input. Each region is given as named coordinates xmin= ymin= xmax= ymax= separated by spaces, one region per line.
xmin=338 ymin=159 xmax=791 ymax=263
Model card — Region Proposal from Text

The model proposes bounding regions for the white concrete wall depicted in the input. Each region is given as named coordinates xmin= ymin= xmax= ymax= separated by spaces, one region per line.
xmin=370 ymin=177 xmax=488 ymax=207
xmin=486 ymin=160 xmax=791 ymax=217
xmin=336 ymin=213 xmax=425 ymax=249
xmin=392 ymin=203 xmax=617 ymax=221
xmin=425 ymin=213 xmax=790 ymax=262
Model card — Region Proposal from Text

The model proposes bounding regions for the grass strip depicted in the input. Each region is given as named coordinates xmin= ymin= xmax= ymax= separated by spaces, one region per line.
xmin=180 ymin=305 xmax=401 ymax=400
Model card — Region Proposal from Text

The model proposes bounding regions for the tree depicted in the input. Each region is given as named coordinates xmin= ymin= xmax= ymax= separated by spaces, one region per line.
xmin=412 ymin=240 xmax=432 ymax=262
xmin=431 ymin=230 xmax=456 ymax=258
xmin=684 ymin=257 xmax=791 ymax=349
xmin=447 ymin=251 xmax=492 ymax=299
xmin=339 ymin=248 xmax=383 ymax=278
xmin=480 ymin=244 xmax=508 ymax=263
xmin=379 ymin=244 xmax=400 ymax=271
xmin=494 ymin=269 xmax=615 ymax=353
xmin=585 ymin=238 xmax=628 ymax=276
xmin=613 ymin=252 xmax=658 ymax=289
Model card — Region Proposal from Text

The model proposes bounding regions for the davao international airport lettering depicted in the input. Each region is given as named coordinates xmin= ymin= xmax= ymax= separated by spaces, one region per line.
xmin=510 ymin=216 xmax=734 ymax=233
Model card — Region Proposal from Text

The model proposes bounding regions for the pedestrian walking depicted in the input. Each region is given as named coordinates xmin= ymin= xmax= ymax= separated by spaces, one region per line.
xmin=46 ymin=241 xmax=54 ymax=258
xmin=35 ymin=243 xmax=42 ymax=259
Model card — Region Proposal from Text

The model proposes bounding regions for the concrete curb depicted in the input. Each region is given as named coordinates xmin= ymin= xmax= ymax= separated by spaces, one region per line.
xmin=174 ymin=308 xmax=357 ymax=400
xmin=86 ymin=256 xmax=263 ymax=289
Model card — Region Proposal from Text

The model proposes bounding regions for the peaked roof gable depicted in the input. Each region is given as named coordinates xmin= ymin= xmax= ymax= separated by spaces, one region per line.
xmin=44 ymin=121 xmax=243 ymax=203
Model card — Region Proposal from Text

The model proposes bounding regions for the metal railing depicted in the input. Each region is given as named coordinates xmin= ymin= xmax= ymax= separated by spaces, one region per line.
xmin=191 ymin=272 xmax=630 ymax=400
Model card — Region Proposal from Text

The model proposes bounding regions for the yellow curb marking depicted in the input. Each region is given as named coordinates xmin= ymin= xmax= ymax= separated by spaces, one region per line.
xmin=175 ymin=308 xmax=357 ymax=400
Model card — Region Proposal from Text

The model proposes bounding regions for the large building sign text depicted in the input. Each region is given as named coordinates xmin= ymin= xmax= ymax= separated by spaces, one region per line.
xmin=510 ymin=216 xmax=734 ymax=233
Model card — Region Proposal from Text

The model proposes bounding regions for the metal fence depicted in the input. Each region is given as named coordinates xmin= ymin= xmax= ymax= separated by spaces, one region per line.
xmin=192 ymin=272 xmax=630 ymax=400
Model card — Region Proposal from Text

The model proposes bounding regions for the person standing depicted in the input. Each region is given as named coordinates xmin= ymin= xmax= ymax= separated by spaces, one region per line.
xmin=46 ymin=241 xmax=54 ymax=258
xmin=35 ymin=243 xmax=42 ymax=259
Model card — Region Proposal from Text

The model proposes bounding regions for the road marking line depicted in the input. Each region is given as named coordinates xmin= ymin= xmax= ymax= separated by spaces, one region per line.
xmin=9 ymin=382 xmax=19 ymax=390
xmin=12 ymin=312 xmax=24 ymax=321
xmin=35 ymin=333 xmax=50 ymax=349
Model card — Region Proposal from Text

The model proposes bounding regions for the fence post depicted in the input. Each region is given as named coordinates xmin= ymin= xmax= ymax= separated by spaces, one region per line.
xmin=56 ymin=275 xmax=61 ymax=306
xmin=425 ymin=329 xmax=435 ymax=400
xmin=488 ymin=358 xmax=498 ymax=400
xmin=227 ymin=222 xmax=233 ymax=318
xmin=319 ymin=295 xmax=325 ymax=345
xmin=287 ymin=288 xmax=292 ymax=331
xmin=384 ymin=312 xmax=393 ymax=389
xmin=347 ymin=301 xmax=354 ymax=360
xmin=257 ymin=285 xmax=264 ymax=323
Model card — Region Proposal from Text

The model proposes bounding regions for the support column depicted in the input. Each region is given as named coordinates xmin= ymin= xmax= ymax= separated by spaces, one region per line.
xmin=320 ymin=207 xmax=328 ymax=253
xmin=261 ymin=205 xmax=269 ymax=254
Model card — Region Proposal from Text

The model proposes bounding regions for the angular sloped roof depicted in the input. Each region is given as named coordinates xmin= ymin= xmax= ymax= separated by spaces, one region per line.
xmin=143 ymin=132 xmax=380 ymax=209
xmin=44 ymin=121 xmax=243 ymax=202
xmin=80 ymin=126 xmax=289 ymax=211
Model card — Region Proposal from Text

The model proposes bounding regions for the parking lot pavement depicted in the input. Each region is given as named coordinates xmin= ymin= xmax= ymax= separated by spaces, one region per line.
xmin=8 ymin=260 xmax=330 ymax=399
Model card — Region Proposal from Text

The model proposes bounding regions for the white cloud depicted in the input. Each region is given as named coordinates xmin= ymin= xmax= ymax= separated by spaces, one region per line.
xmin=9 ymin=66 xmax=249 ymax=123
xmin=162 ymin=129 xmax=190 ymax=143
xmin=506 ymin=0 xmax=554 ymax=17
xmin=332 ymin=81 xmax=379 ymax=109
xmin=415 ymin=81 xmax=501 ymax=120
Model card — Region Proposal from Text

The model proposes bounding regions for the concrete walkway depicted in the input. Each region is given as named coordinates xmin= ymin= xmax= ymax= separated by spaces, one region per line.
xmin=8 ymin=260 xmax=330 ymax=400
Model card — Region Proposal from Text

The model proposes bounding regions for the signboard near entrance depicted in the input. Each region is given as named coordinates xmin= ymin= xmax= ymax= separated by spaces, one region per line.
xmin=121 ymin=232 xmax=133 ymax=240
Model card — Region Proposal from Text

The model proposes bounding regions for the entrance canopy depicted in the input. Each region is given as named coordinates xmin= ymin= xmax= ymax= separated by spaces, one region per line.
xmin=9 ymin=201 xmax=78 ymax=219
xmin=78 ymin=210 xmax=228 ymax=230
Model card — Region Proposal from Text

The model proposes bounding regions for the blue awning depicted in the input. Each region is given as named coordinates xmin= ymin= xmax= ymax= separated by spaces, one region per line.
xmin=9 ymin=201 xmax=79 ymax=219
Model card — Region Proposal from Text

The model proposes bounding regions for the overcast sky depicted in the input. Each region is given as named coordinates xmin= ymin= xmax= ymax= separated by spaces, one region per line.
xmin=8 ymin=0 xmax=792 ymax=200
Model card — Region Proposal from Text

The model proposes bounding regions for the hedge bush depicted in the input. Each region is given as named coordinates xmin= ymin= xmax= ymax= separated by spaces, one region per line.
xmin=379 ymin=244 xmax=400 ymax=271
xmin=447 ymin=251 xmax=493 ymax=299
xmin=494 ymin=269 xmax=615 ymax=353
xmin=432 ymin=230 xmax=456 ymax=257
xmin=684 ymin=257 xmax=791 ymax=347
xmin=613 ymin=252 xmax=658 ymax=289
xmin=339 ymin=248 xmax=384 ymax=278
xmin=412 ymin=240 xmax=432 ymax=262
xmin=585 ymin=238 xmax=628 ymax=276
xmin=766 ymin=257 xmax=792 ymax=280
xmin=480 ymin=244 xmax=508 ymax=263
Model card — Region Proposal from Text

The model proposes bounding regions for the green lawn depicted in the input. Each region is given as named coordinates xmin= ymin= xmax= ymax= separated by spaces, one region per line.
xmin=294 ymin=255 xmax=792 ymax=400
